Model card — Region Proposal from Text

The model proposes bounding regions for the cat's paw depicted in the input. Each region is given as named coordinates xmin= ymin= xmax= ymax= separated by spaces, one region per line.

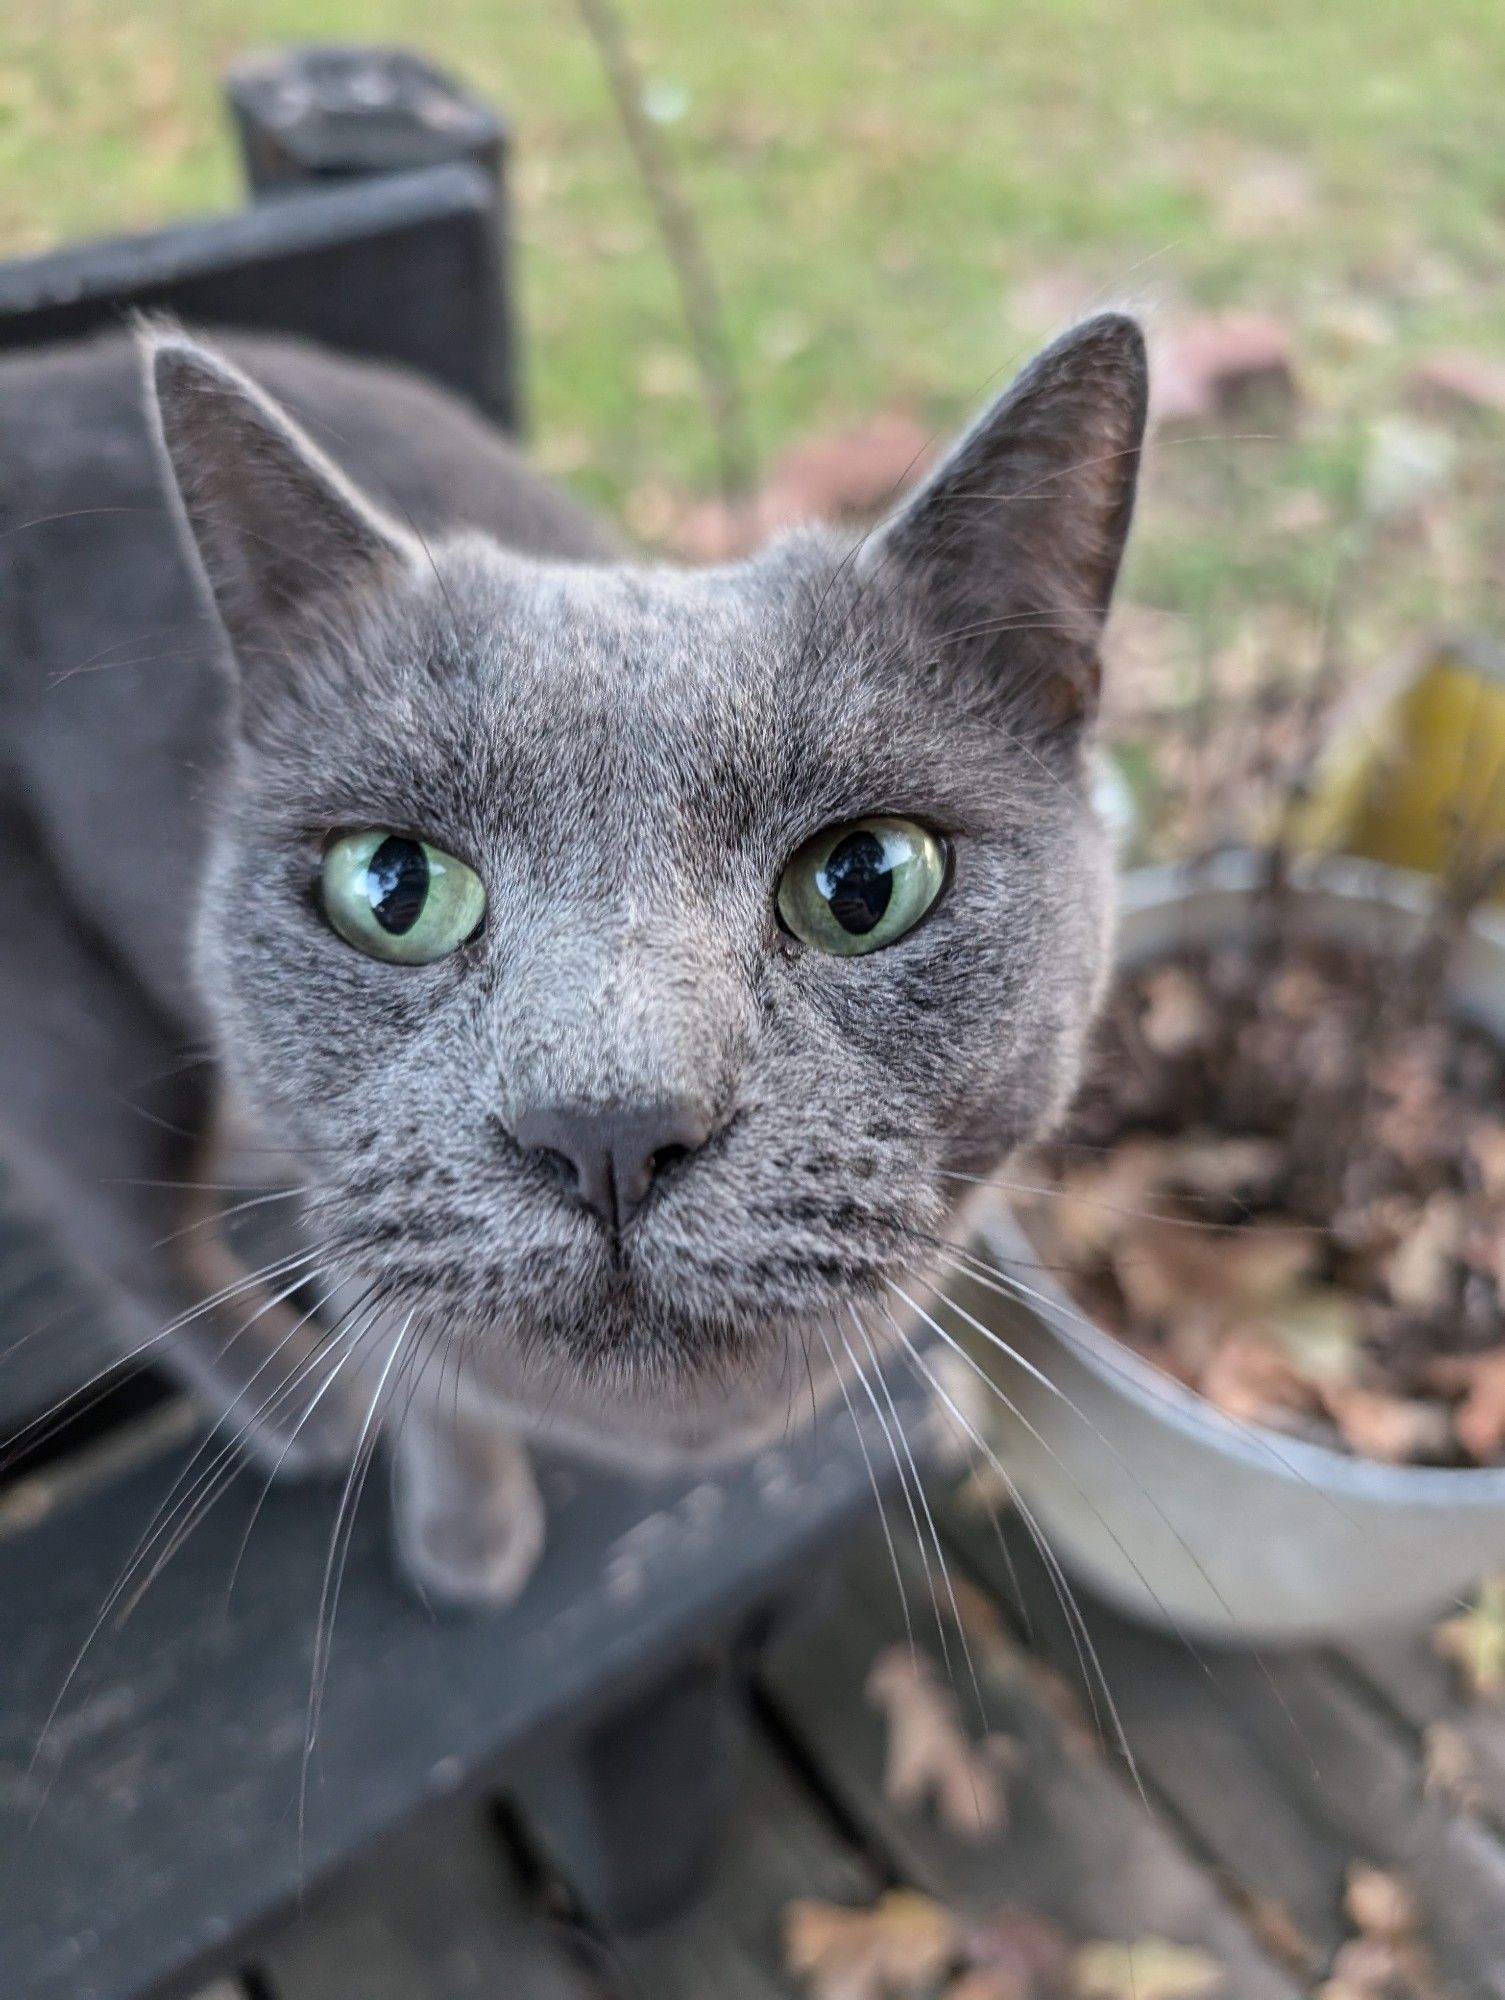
xmin=392 ymin=1423 xmax=546 ymax=1611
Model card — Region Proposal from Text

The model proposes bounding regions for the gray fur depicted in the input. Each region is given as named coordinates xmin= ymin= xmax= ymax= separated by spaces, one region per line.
xmin=0 ymin=315 xmax=1146 ymax=1603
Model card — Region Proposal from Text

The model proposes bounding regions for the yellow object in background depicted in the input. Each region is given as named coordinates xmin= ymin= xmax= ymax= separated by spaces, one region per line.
xmin=1296 ymin=636 xmax=1505 ymax=887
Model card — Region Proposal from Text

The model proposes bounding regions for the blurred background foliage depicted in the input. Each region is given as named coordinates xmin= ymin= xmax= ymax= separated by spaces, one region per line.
xmin=1 ymin=0 xmax=1503 ymax=847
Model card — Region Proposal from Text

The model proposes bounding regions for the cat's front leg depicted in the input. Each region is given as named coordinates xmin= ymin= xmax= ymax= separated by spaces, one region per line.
xmin=391 ymin=1382 xmax=545 ymax=1609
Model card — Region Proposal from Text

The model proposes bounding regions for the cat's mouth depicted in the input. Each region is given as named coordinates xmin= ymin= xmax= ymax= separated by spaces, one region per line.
xmin=305 ymin=1110 xmax=951 ymax=1414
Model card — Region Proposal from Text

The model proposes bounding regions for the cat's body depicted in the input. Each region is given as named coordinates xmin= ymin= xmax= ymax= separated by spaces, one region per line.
xmin=0 ymin=316 xmax=1146 ymax=1604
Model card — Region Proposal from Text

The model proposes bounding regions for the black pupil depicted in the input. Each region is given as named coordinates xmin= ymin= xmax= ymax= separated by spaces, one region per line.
xmin=821 ymin=830 xmax=893 ymax=935
xmin=365 ymin=837 xmax=429 ymax=935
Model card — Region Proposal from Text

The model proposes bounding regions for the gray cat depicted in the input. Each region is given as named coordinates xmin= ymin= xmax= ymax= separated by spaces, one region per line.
xmin=0 ymin=312 xmax=1146 ymax=1605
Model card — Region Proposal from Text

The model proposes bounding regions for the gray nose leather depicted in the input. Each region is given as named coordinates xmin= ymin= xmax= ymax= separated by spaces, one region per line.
xmin=514 ymin=1100 xmax=714 ymax=1233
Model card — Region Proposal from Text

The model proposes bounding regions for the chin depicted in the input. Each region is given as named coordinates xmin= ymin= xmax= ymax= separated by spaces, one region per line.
xmin=451 ymin=1261 xmax=854 ymax=1466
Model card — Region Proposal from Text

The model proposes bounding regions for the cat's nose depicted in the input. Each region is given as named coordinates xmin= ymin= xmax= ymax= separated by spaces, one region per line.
xmin=513 ymin=1101 xmax=715 ymax=1235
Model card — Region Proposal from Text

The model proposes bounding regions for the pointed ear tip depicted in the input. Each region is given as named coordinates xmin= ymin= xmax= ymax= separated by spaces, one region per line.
xmin=1071 ymin=310 xmax=1149 ymax=368
xmin=137 ymin=328 xmax=237 ymax=408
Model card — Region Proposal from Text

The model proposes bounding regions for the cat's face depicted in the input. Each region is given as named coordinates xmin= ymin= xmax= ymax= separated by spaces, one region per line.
xmin=149 ymin=317 xmax=1146 ymax=1429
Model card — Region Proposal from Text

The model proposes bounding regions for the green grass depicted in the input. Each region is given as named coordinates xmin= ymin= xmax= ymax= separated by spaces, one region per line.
xmin=2 ymin=0 xmax=1504 ymax=842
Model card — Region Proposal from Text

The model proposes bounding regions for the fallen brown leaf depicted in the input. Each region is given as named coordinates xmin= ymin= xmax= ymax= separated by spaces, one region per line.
xmin=1151 ymin=312 xmax=1296 ymax=429
xmin=1071 ymin=1938 xmax=1223 ymax=1999
xmin=769 ymin=412 xmax=936 ymax=523
xmin=785 ymin=1891 xmax=957 ymax=2000
xmin=1316 ymin=1934 xmax=1410 ymax=2000
xmin=1240 ymin=1893 xmax=1313 ymax=1972
xmin=671 ymin=412 xmax=935 ymax=562
xmin=1434 ymin=1579 xmax=1505 ymax=1698
xmin=867 ymin=1647 xmax=1017 ymax=1838
xmin=1421 ymin=1720 xmax=1481 ymax=1813
xmin=934 ymin=1574 xmax=1023 ymax=1691
xmin=1024 ymin=1658 xmax=1102 ymax=1765
xmin=1328 ymin=1863 xmax=1435 ymax=1998
xmin=957 ymin=1908 xmax=1074 ymax=1999
xmin=1343 ymin=1865 xmax=1418 ymax=1943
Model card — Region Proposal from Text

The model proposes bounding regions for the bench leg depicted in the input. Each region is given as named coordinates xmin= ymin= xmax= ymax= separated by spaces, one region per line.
xmin=509 ymin=1649 xmax=743 ymax=1932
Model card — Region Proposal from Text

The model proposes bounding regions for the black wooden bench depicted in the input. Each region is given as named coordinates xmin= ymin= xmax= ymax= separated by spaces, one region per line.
xmin=0 ymin=50 xmax=932 ymax=2000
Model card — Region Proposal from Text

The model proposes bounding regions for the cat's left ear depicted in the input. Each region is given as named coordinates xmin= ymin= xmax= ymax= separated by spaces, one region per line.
xmin=865 ymin=312 xmax=1148 ymax=738
xmin=142 ymin=328 xmax=416 ymax=671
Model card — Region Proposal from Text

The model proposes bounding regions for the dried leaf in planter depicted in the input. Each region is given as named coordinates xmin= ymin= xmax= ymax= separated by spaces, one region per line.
xmin=1467 ymin=1122 xmax=1505 ymax=1203
xmin=1320 ymin=1384 xmax=1452 ymax=1464
xmin=1138 ymin=964 xmax=1216 ymax=1058
xmin=1382 ymin=1196 xmax=1463 ymax=1314
xmin=1071 ymin=1938 xmax=1223 ymax=1999
xmin=1447 ymin=1348 xmax=1505 ymax=1462
xmin=1434 ymin=1578 xmax=1505 ymax=1698
xmin=867 ymin=1647 xmax=1019 ymax=1837
xmin=1030 ymin=1138 xmax=1172 ymax=1260
xmin=1161 ymin=1134 xmax=1285 ymax=1201
xmin=1197 ymin=1333 xmax=1316 ymax=1429
xmin=1030 ymin=935 xmax=1505 ymax=1471
xmin=784 ymin=1890 xmax=957 ymax=2000
xmin=1264 ymin=1286 xmax=1364 ymax=1387
xmin=1110 ymin=1219 xmax=1316 ymax=1340
xmin=1365 ymin=1037 xmax=1451 ymax=1173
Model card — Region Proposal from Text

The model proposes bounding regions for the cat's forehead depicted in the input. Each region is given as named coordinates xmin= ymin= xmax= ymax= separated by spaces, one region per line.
xmin=419 ymin=543 xmax=899 ymax=805
xmin=465 ymin=547 xmax=821 ymax=711
xmin=292 ymin=537 xmax=1011 ymax=862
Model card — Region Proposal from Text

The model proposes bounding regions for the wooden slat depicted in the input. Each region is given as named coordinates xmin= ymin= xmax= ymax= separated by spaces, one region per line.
xmin=947 ymin=1506 xmax=1505 ymax=1998
xmin=759 ymin=1534 xmax=1301 ymax=1996
xmin=1344 ymin=1626 xmax=1505 ymax=1822
xmin=609 ymin=1732 xmax=877 ymax=2000
xmin=0 ymin=1212 xmax=130 ymax=1442
xmin=0 ymin=1370 xmax=929 ymax=2000
xmin=256 ymin=1806 xmax=589 ymax=2000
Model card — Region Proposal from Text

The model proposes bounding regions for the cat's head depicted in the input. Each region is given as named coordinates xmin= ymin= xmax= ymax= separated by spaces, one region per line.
xmin=145 ymin=316 xmax=1146 ymax=1432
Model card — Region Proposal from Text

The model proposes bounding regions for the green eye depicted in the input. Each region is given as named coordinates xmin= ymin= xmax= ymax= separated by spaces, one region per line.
xmin=320 ymin=831 xmax=486 ymax=966
xmin=777 ymin=816 xmax=948 ymax=956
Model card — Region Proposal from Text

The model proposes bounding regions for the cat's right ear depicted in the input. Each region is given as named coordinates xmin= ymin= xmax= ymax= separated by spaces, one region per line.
xmin=862 ymin=313 xmax=1148 ymax=747
xmin=141 ymin=328 xmax=415 ymax=690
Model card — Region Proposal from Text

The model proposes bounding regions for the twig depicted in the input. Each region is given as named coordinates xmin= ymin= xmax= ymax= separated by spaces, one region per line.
xmin=574 ymin=0 xmax=758 ymax=513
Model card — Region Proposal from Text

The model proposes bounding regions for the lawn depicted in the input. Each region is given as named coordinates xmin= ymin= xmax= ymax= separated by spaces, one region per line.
xmin=2 ymin=0 xmax=1503 ymax=838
